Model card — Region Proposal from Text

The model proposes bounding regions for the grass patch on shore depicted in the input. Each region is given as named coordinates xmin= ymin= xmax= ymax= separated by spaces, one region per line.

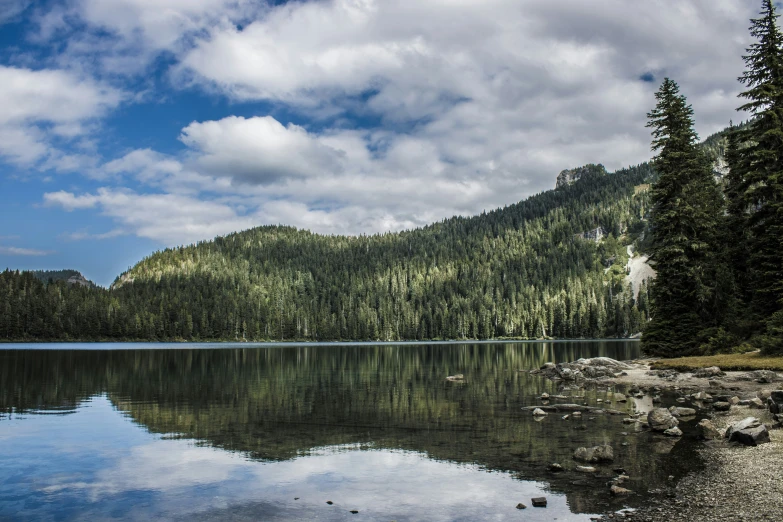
xmin=651 ymin=351 xmax=783 ymax=372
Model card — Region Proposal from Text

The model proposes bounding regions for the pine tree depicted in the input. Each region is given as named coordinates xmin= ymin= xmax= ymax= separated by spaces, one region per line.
xmin=734 ymin=0 xmax=783 ymax=344
xmin=642 ymin=78 xmax=727 ymax=357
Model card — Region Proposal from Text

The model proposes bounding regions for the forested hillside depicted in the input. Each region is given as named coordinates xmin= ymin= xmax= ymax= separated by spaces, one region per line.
xmin=1 ymin=162 xmax=656 ymax=342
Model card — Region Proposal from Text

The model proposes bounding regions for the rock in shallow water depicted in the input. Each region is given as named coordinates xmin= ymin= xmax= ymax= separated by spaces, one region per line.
xmin=648 ymin=408 xmax=679 ymax=431
xmin=516 ymin=503 xmax=526 ymax=509
xmin=696 ymin=419 xmax=721 ymax=440
xmin=663 ymin=426 xmax=683 ymax=437
xmin=531 ymin=497 xmax=547 ymax=507
xmin=610 ymin=485 xmax=633 ymax=496
xmin=532 ymin=408 xmax=547 ymax=416
xmin=712 ymin=401 xmax=731 ymax=411
xmin=573 ymin=444 xmax=614 ymax=463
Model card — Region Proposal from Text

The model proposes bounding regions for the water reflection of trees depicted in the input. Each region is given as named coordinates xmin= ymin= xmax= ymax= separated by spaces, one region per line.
xmin=0 ymin=342 xmax=701 ymax=513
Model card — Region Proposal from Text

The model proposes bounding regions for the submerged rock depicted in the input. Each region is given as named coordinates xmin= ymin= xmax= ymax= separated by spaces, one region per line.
xmin=648 ymin=408 xmax=679 ymax=432
xmin=548 ymin=463 xmax=564 ymax=472
xmin=610 ymin=485 xmax=633 ymax=496
xmin=575 ymin=465 xmax=597 ymax=473
xmin=446 ymin=374 xmax=464 ymax=381
xmin=573 ymin=444 xmax=614 ymax=463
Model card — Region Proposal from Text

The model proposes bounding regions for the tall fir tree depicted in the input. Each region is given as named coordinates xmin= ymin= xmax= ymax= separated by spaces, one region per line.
xmin=733 ymin=0 xmax=783 ymax=349
xmin=724 ymin=122 xmax=753 ymax=333
xmin=642 ymin=78 xmax=727 ymax=357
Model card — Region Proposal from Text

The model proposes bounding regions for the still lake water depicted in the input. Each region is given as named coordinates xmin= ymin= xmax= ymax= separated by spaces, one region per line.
xmin=0 ymin=341 xmax=700 ymax=521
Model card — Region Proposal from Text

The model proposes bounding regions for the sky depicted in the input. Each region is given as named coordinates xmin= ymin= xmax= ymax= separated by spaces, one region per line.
xmin=0 ymin=0 xmax=760 ymax=286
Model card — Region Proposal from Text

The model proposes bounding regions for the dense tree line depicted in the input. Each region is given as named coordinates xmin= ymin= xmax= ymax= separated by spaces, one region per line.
xmin=643 ymin=0 xmax=783 ymax=356
xmin=1 ymin=162 xmax=654 ymax=342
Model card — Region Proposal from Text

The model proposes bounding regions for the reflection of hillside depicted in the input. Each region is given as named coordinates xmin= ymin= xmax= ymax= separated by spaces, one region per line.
xmin=0 ymin=343 xmax=701 ymax=513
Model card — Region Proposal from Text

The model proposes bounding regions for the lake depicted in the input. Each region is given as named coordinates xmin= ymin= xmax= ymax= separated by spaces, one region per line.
xmin=0 ymin=341 xmax=700 ymax=521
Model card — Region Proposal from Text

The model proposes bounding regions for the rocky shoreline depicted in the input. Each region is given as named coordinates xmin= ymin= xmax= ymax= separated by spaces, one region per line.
xmin=525 ymin=356 xmax=783 ymax=521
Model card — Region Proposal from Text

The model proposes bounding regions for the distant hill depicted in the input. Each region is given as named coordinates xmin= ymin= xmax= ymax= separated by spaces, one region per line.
xmin=29 ymin=270 xmax=95 ymax=288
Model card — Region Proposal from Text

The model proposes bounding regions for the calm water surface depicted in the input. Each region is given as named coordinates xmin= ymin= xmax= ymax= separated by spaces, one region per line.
xmin=0 ymin=341 xmax=701 ymax=521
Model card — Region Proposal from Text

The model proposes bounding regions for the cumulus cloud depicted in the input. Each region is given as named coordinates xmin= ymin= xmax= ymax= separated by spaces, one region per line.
xmin=0 ymin=66 xmax=124 ymax=167
xmin=180 ymin=116 xmax=346 ymax=184
xmin=28 ymin=0 xmax=759 ymax=245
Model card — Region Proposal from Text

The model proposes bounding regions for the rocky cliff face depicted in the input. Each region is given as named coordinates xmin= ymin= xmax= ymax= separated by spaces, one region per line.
xmin=30 ymin=269 xmax=96 ymax=288
xmin=555 ymin=164 xmax=607 ymax=189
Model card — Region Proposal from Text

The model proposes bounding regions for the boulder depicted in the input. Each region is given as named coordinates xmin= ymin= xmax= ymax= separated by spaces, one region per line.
xmin=668 ymin=407 xmax=697 ymax=417
xmin=648 ymin=408 xmax=679 ymax=432
xmin=696 ymin=419 xmax=721 ymax=440
xmin=692 ymin=391 xmax=712 ymax=401
xmin=712 ymin=401 xmax=731 ymax=411
xmin=548 ymin=463 xmax=564 ymax=472
xmin=729 ymin=425 xmax=770 ymax=446
xmin=725 ymin=417 xmax=761 ymax=439
xmin=694 ymin=366 xmax=724 ymax=378
xmin=729 ymin=396 xmax=740 ymax=405
xmin=573 ymin=444 xmax=614 ymax=463
xmin=749 ymin=397 xmax=765 ymax=409
xmin=532 ymin=408 xmax=547 ymax=416
xmin=541 ymin=393 xmax=550 ymax=399
xmin=531 ymin=497 xmax=547 ymax=507
xmin=663 ymin=427 xmax=683 ymax=437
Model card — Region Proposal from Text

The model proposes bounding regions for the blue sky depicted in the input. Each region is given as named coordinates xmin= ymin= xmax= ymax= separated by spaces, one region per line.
xmin=0 ymin=0 xmax=758 ymax=286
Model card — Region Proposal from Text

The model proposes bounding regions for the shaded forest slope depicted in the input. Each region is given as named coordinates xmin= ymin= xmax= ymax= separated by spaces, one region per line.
xmin=102 ymin=162 xmax=655 ymax=341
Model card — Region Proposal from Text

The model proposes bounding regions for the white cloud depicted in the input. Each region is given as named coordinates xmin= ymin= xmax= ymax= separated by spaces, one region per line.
xmin=45 ymin=188 xmax=258 ymax=245
xmin=0 ymin=245 xmax=53 ymax=256
xmin=0 ymin=66 xmax=124 ymax=167
xmin=180 ymin=116 xmax=346 ymax=184
xmin=33 ymin=0 xmax=759 ymax=245
xmin=0 ymin=0 xmax=30 ymax=24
